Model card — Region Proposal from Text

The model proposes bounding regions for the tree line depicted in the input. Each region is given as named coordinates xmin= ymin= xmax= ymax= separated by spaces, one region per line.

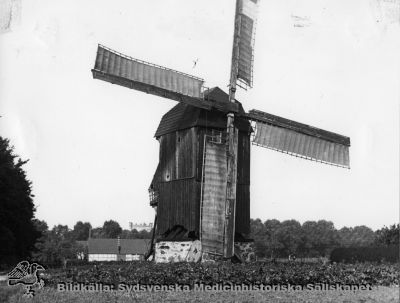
xmin=250 ymin=219 xmax=399 ymax=259
xmin=0 ymin=133 xmax=398 ymax=268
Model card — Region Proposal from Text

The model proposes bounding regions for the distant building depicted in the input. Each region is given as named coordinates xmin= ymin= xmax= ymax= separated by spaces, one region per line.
xmin=77 ymin=238 xmax=150 ymax=261
xmin=129 ymin=222 xmax=153 ymax=232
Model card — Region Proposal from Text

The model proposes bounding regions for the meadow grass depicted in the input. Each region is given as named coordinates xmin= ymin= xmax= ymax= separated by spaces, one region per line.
xmin=1 ymin=261 xmax=398 ymax=302
xmin=1 ymin=284 xmax=399 ymax=303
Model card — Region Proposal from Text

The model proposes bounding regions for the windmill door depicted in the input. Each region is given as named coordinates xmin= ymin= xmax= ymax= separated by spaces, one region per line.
xmin=200 ymin=134 xmax=228 ymax=256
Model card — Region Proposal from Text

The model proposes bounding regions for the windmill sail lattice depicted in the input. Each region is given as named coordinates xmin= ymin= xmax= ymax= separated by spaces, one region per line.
xmin=235 ymin=0 xmax=260 ymax=88
xmin=94 ymin=45 xmax=204 ymax=97
xmin=92 ymin=45 xmax=240 ymax=113
xmin=247 ymin=109 xmax=350 ymax=168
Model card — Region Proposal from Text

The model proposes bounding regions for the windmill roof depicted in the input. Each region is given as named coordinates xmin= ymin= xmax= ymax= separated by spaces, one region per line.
xmin=154 ymin=87 xmax=251 ymax=137
xmin=80 ymin=238 xmax=150 ymax=255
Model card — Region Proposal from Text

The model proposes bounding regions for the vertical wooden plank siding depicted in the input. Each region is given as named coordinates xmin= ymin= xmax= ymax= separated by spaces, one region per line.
xmin=235 ymin=184 xmax=250 ymax=235
xmin=237 ymin=131 xmax=251 ymax=185
xmin=156 ymin=179 xmax=200 ymax=236
xmin=155 ymin=128 xmax=199 ymax=236
xmin=155 ymin=126 xmax=251 ymax=238
xmin=235 ymin=131 xmax=251 ymax=235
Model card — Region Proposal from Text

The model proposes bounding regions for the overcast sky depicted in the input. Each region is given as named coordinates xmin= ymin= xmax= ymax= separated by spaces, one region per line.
xmin=0 ymin=0 xmax=398 ymax=231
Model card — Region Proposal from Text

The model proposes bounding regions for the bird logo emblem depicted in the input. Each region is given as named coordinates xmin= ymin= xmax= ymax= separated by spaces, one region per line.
xmin=7 ymin=261 xmax=45 ymax=297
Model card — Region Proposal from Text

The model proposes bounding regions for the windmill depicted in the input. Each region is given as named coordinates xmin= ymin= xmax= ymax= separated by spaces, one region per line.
xmin=91 ymin=0 xmax=350 ymax=261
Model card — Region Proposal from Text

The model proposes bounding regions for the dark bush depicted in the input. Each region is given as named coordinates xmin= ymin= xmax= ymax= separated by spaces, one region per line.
xmin=330 ymin=246 xmax=399 ymax=263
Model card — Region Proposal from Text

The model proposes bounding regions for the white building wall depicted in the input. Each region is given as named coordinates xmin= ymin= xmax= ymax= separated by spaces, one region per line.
xmin=125 ymin=254 xmax=142 ymax=261
xmin=88 ymin=254 xmax=117 ymax=261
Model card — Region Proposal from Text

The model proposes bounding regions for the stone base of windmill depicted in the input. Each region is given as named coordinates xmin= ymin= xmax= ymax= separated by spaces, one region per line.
xmin=154 ymin=240 xmax=255 ymax=263
xmin=201 ymin=242 xmax=256 ymax=263
xmin=154 ymin=240 xmax=202 ymax=263
xmin=234 ymin=241 xmax=256 ymax=262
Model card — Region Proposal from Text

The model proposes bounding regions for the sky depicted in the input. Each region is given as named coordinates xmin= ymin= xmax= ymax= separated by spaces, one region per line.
xmin=0 ymin=0 xmax=399 ymax=231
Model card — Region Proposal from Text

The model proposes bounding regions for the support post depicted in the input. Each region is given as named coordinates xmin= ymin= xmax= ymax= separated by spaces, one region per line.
xmin=224 ymin=0 xmax=241 ymax=258
xmin=224 ymin=115 xmax=238 ymax=258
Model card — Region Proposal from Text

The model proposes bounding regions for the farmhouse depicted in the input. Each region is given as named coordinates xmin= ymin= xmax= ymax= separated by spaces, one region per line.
xmin=78 ymin=238 xmax=150 ymax=261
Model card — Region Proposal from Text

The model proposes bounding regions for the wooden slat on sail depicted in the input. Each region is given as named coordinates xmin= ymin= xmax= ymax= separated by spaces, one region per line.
xmin=252 ymin=122 xmax=350 ymax=168
xmin=247 ymin=109 xmax=350 ymax=168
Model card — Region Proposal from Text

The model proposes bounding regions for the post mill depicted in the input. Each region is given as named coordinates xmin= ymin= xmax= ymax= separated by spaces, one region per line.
xmin=91 ymin=0 xmax=350 ymax=262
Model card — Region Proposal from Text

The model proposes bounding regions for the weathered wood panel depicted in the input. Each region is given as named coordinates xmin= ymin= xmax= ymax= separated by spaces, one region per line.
xmin=237 ymin=131 xmax=250 ymax=185
xmin=158 ymin=129 xmax=196 ymax=182
xmin=197 ymin=128 xmax=250 ymax=184
xmin=200 ymin=141 xmax=227 ymax=255
xmin=196 ymin=127 xmax=251 ymax=238
xmin=158 ymin=133 xmax=175 ymax=181
xmin=235 ymin=184 xmax=250 ymax=235
xmin=154 ymin=125 xmax=251 ymax=239
xmin=156 ymin=178 xmax=200 ymax=236
xmin=236 ymin=130 xmax=250 ymax=235
xmin=196 ymin=128 xmax=224 ymax=181
xmin=224 ymin=126 xmax=238 ymax=258
xmin=176 ymin=128 xmax=196 ymax=178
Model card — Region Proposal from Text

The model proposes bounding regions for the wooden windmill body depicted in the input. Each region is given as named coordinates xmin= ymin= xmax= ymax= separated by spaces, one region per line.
xmin=149 ymin=88 xmax=252 ymax=249
xmin=91 ymin=0 xmax=351 ymax=261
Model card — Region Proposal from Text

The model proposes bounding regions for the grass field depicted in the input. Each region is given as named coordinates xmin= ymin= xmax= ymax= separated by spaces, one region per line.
xmin=1 ymin=284 xmax=399 ymax=303
xmin=1 ymin=261 xmax=398 ymax=302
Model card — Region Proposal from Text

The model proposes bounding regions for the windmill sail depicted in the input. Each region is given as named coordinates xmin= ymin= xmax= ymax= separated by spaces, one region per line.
xmin=246 ymin=109 xmax=350 ymax=168
xmin=93 ymin=44 xmax=204 ymax=97
xmin=92 ymin=45 xmax=240 ymax=113
xmin=233 ymin=0 xmax=260 ymax=88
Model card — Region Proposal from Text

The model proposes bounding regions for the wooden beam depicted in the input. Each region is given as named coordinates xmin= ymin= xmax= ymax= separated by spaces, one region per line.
xmin=224 ymin=0 xmax=241 ymax=259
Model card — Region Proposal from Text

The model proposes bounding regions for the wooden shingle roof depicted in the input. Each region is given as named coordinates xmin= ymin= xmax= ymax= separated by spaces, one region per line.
xmin=154 ymin=87 xmax=251 ymax=138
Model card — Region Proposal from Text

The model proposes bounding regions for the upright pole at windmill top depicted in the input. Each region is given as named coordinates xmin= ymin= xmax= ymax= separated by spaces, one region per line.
xmin=224 ymin=0 xmax=241 ymax=258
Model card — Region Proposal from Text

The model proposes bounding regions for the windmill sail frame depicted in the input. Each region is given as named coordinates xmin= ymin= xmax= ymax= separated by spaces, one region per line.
xmin=235 ymin=0 xmax=260 ymax=88
xmin=94 ymin=44 xmax=205 ymax=97
xmin=92 ymin=45 xmax=240 ymax=114
xmin=246 ymin=109 xmax=351 ymax=168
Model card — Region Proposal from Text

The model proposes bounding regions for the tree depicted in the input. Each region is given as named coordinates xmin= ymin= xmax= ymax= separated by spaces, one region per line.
xmin=250 ymin=219 xmax=269 ymax=258
xmin=375 ymin=224 xmax=399 ymax=246
xmin=0 ymin=136 xmax=40 ymax=265
xmin=299 ymin=221 xmax=318 ymax=256
xmin=72 ymin=221 xmax=92 ymax=240
xmin=102 ymin=220 xmax=122 ymax=238
xmin=120 ymin=229 xmax=131 ymax=239
xmin=301 ymin=220 xmax=339 ymax=257
xmin=33 ymin=224 xmax=82 ymax=266
xmin=32 ymin=219 xmax=48 ymax=256
xmin=91 ymin=227 xmax=103 ymax=238
xmin=263 ymin=219 xmax=283 ymax=258
xmin=274 ymin=220 xmax=303 ymax=257
xmin=338 ymin=226 xmax=376 ymax=247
